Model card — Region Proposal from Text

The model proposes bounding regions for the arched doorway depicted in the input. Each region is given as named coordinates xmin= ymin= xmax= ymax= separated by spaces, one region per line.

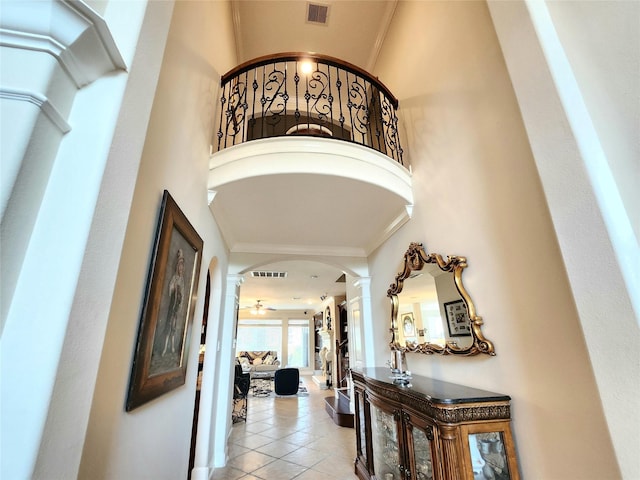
xmin=188 ymin=272 xmax=210 ymax=478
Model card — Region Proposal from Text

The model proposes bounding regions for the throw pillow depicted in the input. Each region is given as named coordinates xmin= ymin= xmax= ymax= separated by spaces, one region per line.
xmin=253 ymin=358 xmax=263 ymax=365
xmin=264 ymin=354 xmax=274 ymax=365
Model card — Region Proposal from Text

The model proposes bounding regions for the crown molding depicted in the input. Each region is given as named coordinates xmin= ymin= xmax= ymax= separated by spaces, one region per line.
xmin=367 ymin=0 xmax=398 ymax=72
xmin=231 ymin=0 xmax=243 ymax=63
xmin=230 ymin=242 xmax=367 ymax=258
xmin=364 ymin=204 xmax=413 ymax=256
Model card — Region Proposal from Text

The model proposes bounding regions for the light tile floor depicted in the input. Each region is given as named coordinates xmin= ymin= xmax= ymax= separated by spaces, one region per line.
xmin=212 ymin=376 xmax=358 ymax=480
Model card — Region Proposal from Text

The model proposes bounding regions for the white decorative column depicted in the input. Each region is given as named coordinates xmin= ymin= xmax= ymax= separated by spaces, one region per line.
xmin=207 ymin=274 xmax=244 ymax=470
xmin=0 ymin=0 xmax=126 ymax=324
xmin=353 ymin=277 xmax=374 ymax=367
xmin=0 ymin=2 xmax=127 ymax=479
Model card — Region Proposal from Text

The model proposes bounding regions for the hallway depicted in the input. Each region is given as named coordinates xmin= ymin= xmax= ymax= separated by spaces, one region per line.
xmin=211 ymin=376 xmax=357 ymax=480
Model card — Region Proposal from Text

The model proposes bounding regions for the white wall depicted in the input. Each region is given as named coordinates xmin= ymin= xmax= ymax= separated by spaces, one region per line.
xmin=32 ymin=2 xmax=175 ymax=478
xmin=371 ymin=1 xmax=621 ymax=478
xmin=78 ymin=1 xmax=236 ymax=478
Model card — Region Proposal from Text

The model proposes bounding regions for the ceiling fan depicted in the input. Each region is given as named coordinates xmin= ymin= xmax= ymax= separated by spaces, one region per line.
xmin=242 ymin=299 xmax=276 ymax=315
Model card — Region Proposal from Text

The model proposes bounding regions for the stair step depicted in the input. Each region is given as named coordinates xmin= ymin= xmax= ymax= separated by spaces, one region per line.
xmin=324 ymin=396 xmax=354 ymax=428
xmin=336 ymin=389 xmax=350 ymax=412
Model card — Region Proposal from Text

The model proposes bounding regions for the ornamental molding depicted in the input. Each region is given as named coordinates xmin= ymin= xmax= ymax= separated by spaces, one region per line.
xmin=0 ymin=88 xmax=71 ymax=133
xmin=0 ymin=0 xmax=126 ymax=88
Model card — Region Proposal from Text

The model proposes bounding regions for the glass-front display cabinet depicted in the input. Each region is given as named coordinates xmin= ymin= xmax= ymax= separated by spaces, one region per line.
xmin=351 ymin=368 xmax=519 ymax=480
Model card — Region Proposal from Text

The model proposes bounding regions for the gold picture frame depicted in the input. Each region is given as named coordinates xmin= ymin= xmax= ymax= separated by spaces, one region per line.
xmin=126 ymin=191 xmax=203 ymax=411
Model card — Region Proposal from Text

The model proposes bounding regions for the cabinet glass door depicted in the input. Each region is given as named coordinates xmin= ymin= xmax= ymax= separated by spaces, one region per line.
xmin=370 ymin=398 xmax=402 ymax=480
xmin=408 ymin=423 xmax=436 ymax=480
xmin=355 ymin=388 xmax=368 ymax=464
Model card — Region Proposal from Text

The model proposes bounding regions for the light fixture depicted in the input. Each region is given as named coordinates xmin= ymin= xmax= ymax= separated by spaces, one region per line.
xmin=250 ymin=299 xmax=272 ymax=315
xmin=300 ymin=60 xmax=313 ymax=75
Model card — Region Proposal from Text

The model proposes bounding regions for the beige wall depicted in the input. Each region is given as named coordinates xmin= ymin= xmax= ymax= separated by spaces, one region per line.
xmin=371 ymin=1 xmax=619 ymax=478
xmin=79 ymin=1 xmax=236 ymax=478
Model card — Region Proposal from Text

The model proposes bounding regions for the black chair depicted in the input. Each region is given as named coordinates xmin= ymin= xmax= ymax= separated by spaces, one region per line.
xmin=274 ymin=368 xmax=300 ymax=396
xmin=232 ymin=364 xmax=250 ymax=423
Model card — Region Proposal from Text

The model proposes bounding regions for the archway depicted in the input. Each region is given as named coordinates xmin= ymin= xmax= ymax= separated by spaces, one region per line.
xmin=190 ymin=257 xmax=222 ymax=480
xmin=204 ymin=253 xmax=376 ymax=471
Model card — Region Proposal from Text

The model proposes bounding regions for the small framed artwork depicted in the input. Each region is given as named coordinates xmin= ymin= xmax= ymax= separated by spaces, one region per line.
xmin=444 ymin=300 xmax=471 ymax=337
xmin=417 ymin=329 xmax=425 ymax=337
xmin=401 ymin=312 xmax=416 ymax=337
xmin=126 ymin=190 xmax=204 ymax=411
xmin=460 ymin=422 xmax=520 ymax=480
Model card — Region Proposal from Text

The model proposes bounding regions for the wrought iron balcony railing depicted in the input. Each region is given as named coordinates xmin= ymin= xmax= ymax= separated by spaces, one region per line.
xmin=215 ymin=52 xmax=403 ymax=164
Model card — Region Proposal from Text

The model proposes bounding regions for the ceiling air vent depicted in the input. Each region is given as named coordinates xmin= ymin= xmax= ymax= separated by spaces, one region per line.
xmin=250 ymin=271 xmax=288 ymax=278
xmin=307 ymin=2 xmax=329 ymax=25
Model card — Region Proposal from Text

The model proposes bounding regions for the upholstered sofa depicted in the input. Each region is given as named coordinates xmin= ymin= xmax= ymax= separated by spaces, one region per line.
xmin=236 ymin=351 xmax=281 ymax=375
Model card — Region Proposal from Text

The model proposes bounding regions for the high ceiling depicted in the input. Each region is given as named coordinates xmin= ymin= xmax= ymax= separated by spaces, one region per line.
xmin=231 ymin=0 xmax=398 ymax=71
xmin=223 ymin=0 xmax=401 ymax=313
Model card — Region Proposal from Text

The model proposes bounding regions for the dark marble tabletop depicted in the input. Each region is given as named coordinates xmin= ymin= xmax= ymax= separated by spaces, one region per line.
xmin=356 ymin=367 xmax=510 ymax=405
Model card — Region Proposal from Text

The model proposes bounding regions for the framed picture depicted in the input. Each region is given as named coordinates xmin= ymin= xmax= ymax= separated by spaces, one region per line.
xmin=126 ymin=191 xmax=204 ymax=411
xmin=417 ymin=329 xmax=425 ymax=337
xmin=460 ymin=422 xmax=519 ymax=480
xmin=444 ymin=300 xmax=471 ymax=337
xmin=401 ymin=312 xmax=416 ymax=337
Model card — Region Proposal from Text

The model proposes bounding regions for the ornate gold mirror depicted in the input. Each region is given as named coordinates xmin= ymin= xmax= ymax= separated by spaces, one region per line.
xmin=388 ymin=242 xmax=495 ymax=356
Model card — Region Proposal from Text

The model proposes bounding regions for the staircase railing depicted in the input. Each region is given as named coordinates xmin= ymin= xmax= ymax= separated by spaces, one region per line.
xmin=215 ymin=52 xmax=403 ymax=165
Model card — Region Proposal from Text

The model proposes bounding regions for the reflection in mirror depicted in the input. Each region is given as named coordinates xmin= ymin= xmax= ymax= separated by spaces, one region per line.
xmin=388 ymin=243 xmax=495 ymax=356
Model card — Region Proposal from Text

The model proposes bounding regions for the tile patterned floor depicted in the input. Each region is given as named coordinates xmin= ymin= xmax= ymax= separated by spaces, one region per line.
xmin=212 ymin=376 xmax=358 ymax=480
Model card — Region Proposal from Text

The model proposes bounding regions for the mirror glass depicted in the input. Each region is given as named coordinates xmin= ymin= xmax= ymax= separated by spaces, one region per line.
xmin=388 ymin=243 xmax=495 ymax=356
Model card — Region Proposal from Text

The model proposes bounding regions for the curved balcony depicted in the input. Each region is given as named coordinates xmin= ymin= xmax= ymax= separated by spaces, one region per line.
xmin=209 ymin=53 xmax=412 ymax=257
xmin=215 ymin=52 xmax=404 ymax=165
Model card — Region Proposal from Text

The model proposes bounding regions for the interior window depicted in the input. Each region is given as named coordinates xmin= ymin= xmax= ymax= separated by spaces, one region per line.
xmin=236 ymin=319 xmax=282 ymax=354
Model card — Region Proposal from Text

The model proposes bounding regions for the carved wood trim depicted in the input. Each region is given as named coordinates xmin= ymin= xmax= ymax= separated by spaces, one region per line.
xmin=440 ymin=424 xmax=462 ymax=480
xmin=359 ymin=375 xmax=510 ymax=424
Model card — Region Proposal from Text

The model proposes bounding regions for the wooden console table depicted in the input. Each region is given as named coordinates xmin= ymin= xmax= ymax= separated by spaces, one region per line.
xmin=352 ymin=368 xmax=519 ymax=480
